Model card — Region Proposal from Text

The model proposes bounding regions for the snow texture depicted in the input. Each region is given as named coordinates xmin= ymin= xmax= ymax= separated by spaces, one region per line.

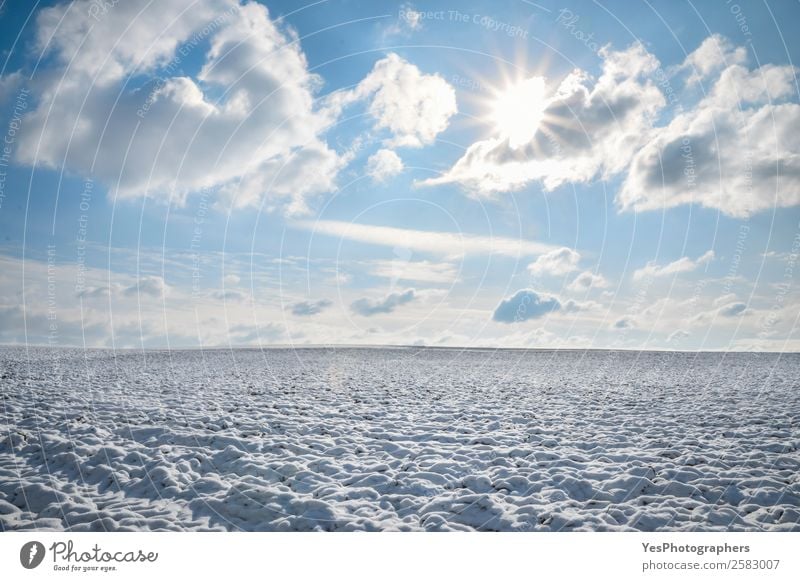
xmin=1 ymin=347 xmax=799 ymax=531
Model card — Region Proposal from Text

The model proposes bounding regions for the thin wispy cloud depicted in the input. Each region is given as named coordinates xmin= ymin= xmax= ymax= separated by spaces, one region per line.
xmin=367 ymin=260 xmax=460 ymax=284
xmin=291 ymin=220 xmax=557 ymax=258
xmin=633 ymin=250 xmax=715 ymax=281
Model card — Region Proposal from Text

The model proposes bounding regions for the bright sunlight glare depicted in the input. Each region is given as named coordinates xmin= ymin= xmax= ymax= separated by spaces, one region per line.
xmin=491 ymin=76 xmax=547 ymax=149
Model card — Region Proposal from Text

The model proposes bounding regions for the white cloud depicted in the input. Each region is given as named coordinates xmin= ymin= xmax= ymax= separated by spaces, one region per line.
xmin=568 ymin=270 xmax=610 ymax=292
xmin=633 ymin=250 xmax=714 ymax=281
xmin=368 ymin=259 xmax=459 ymax=284
xmin=712 ymin=293 xmax=738 ymax=307
xmin=420 ymin=43 xmax=664 ymax=194
xmin=492 ymin=289 xmax=561 ymax=323
xmin=290 ymin=299 xmax=333 ymax=316
xmin=384 ymin=3 xmax=423 ymax=37
xmin=562 ymin=298 xmax=600 ymax=313
xmin=223 ymin=274 xmax=241 ymax=286
xmin=619 ymin=45 xmax=800 ymax=217
xmin=124 ymin=275 xmax=168 ymax=298
xmin=351 ymin=288 xmax=416 ymax=316
xmin=11 ymin=4 xmax=463 ymax=214
xmin=419 ymin=35 xmax=800 ymax=218
xmin=327 ymin=53 xmax=457 ymax=148
xmin=527 ymin=247 xmax=580 ymax=276
xmin=0 ymin=71 xmax=23 ymax=105
xmin=211 ymin=289 xmax=248 ymax=302
xmin=78 ymin=285 xmax=116 ymax=300
xmin=761 ymin=251 xmax=789 ymax=260
xmin=14 ymin=0 xmax=343 ymax=213
xmin=366 ymin=149 xmax=404 ymax=182
xmin=690 ymin=300 xmax=752 ymax=325
xmin=678 ymin=34 xmax=747 ymax=85
xmin=400 ymin=5 xmax=423 ymax=30
xmin=291 ymin=220 xmax=557 ymax=257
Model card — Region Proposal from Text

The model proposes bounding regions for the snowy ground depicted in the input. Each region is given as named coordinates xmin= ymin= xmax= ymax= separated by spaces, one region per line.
xmin=1 ymin=347 xmax=799 ymax=531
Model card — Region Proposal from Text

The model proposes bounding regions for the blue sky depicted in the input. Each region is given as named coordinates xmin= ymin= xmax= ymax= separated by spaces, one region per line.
xmin=0 ymin=0 xmax=799 ymax=350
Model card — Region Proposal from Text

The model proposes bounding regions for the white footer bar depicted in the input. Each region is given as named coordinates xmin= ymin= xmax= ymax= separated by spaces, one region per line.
xmin=1 ymin=532 xmax=798 ymax=580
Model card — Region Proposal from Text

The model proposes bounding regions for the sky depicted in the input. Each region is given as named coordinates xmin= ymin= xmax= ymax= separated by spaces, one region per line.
xmin=0 ymin=0 xmax=799 ymax=351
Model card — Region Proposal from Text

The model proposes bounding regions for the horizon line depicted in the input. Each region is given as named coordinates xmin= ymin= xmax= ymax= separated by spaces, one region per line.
xmin=1 ymin=342 xmax=797 ymax=355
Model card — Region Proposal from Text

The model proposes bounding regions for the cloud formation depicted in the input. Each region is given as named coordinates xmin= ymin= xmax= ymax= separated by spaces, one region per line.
xmin=527 ymin=247 xmax=580 ymax=276
xmin=211 ymin=289 xmax=248 ymax=302
xmin=678 ymin=34 xmax=747 ymax=86
xmin=14 ymin=0 xmax=344 ymax=213
xmin=633 ymin=250 xmax=714 ymax=281
xmin=421 ymin=36 xmax=800 ymax=217
xmin=123 ymin=276 xmax=168 ymax=298
xmin=619 ymin=39 xmax=800 ymax=216
xmin=492 ymin=289 xmax=561 ymax=324
xmin=292 ymin=220 xmax=556 ymax=257
xmin=568 ymin=270 xmax=610 ymax=292
xmin=366 ymin=149 xmax=404 ymax=182
xmin=329 ymin=53 xmax=457 ymax=148
xmin=351 ymin=289 xmax=416 ymax=316
xmin=368 ymin=260 xmax=459 ymax=284
xmin=421 ymin=43 xmax=664 ymax=194
xmin=291 ymin=299 xmax=333 ymax=316
xmin=8 ymin=4 xmax=455 ymax=215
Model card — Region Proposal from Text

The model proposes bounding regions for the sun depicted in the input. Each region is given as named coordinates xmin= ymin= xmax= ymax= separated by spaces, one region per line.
xmin=490 ymin=76 xmax=547 ymax=149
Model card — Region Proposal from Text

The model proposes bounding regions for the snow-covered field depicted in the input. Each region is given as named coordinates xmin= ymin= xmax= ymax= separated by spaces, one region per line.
xmin=1 ymin=347 xmax=799 ymax=531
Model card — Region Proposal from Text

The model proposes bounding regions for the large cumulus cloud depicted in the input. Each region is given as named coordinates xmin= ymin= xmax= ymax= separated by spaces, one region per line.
xmin=14 ymin=0 xmax=342 ymax=213
xmin=8 ymin=0 xmax=456 ymax=214
xmin=619 ymin=52 xmax=800 ymax=216
xmin=421 ymin=43 xmax=665 ymax=194
xmin=422 ymin=35 xmax=800 ymax=218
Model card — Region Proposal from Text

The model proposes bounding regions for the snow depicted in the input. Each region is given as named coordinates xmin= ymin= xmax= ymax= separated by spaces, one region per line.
xmin=1 ymin=347 xmax=799 ymax=531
